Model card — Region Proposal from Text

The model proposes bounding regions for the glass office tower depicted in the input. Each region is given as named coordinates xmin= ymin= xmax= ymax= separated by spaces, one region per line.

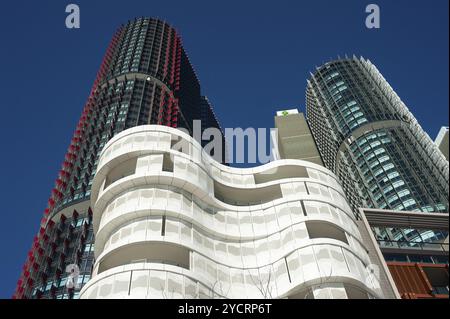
xmin=14 ymin=18 xmax=222 ymax=299
xmin=306 ymin=56 xmax=449 ymax=214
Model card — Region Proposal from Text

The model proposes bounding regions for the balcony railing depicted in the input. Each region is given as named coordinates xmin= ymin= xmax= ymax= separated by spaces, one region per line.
xmin=378 ymin=240 xmax=449 ymax=253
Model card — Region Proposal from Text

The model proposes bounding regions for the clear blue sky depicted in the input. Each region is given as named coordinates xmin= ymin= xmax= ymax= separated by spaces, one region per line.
xmin=0 ymin=0 xmax=448 ymax=298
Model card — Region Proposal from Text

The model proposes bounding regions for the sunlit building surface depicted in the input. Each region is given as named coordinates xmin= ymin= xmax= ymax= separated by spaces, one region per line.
xmin=306 ymin=57 xmax=448 ymax=213
xmin=79 ymin=125 xmax=397 ymax=299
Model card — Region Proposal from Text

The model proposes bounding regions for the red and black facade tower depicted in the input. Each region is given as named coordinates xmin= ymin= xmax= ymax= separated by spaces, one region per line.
xmin=14 ymin=17 xmax=222 ymax=299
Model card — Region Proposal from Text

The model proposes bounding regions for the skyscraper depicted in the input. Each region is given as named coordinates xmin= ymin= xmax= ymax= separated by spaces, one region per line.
xmin=14 ymin=17 xmax=222 ymax=299
xmin=306 ymin=56 xmax=449 ymax=214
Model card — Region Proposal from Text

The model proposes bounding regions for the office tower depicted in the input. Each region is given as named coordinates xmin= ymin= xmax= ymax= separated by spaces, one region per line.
xmin=14 ymin=18 xmax=222 ymax=299
xmin=79 ymin=125 xmax=398 ymax=299
xmin=435 ymin=126 xmax=449 ymax=161
xmin=306 ymin=56 xmax=449 ymax=214
xmin=272 ymin=109 xmax=323 ymax=166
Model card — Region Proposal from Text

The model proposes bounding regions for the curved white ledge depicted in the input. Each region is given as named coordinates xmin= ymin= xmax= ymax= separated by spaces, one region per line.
xmin=94 ymin=196 xmax=364 ymax=257
xmin=80 ymin=262 xmax=380 ymax=299
xmin=94 ymin=235 xmax=371 ymax=278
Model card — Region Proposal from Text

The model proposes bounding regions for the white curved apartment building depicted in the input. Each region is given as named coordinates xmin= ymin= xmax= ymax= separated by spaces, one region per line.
xmin=79 ymin=125 xmax=386 ymax=299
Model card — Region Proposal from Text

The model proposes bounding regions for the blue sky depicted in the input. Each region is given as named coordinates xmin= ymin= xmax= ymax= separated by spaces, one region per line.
xmin=0 ymin=0 xmax=448 ymax=298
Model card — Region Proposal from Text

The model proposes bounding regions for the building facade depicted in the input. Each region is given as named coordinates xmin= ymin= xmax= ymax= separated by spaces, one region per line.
xmin=79 ymin=125 xmax=397 ymax=299
xmin=306 ymin=57 xmax=449 ymax=214
xmin=14 ymin=18 xmax=221 ymax=299
xmin=270 ymin=106 xmax=448 ymax=299
xmin=272 ymin=109 xmax=324 ymax=166
xmin=359 ymin=208 xmax=448 ymax=298
xmin=199 ymin=96 xmax=226 ymax=163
